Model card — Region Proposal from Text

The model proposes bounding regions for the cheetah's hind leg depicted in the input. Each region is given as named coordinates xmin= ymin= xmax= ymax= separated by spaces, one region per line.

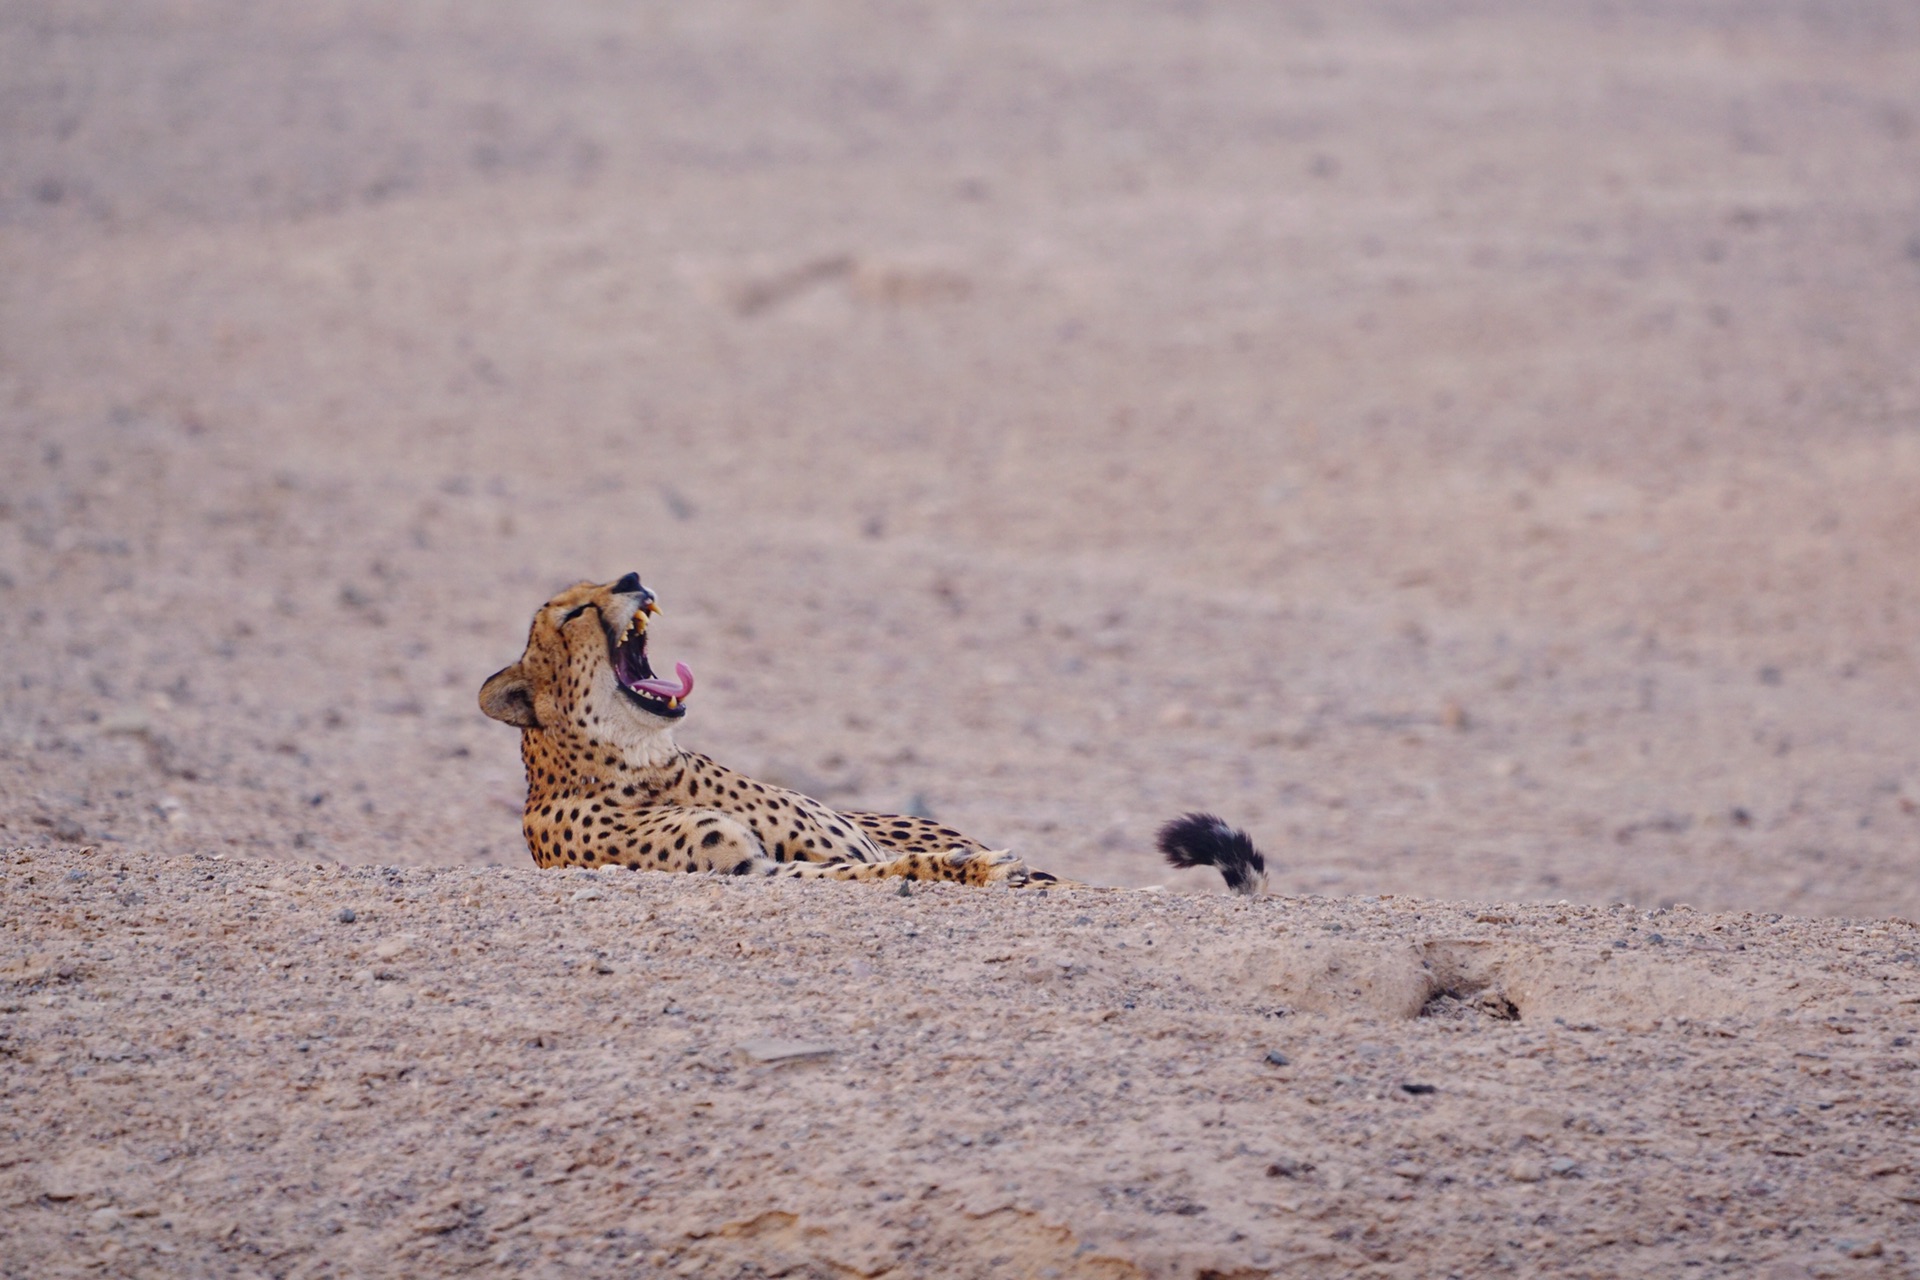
xmin=904 ymin=847 xmax=1067 ymax=887
xmin=839 ymin=810 xmax=1068 ymax=886
xmin=776 ymin=848 xmax=1058 ymax=887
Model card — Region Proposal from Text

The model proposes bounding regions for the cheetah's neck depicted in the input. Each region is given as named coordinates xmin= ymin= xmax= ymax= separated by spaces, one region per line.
xmin=610 ymin=722 xmax=682 ymax=771
xmin=521 ymin=722 xmax=684 ymax=805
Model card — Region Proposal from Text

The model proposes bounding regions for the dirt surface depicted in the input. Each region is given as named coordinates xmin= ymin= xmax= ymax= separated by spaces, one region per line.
xmin=5 ymin=847 xmax=1919 ymax=1278
xmin=3 ymin=1 xmax=1919 ymax=1275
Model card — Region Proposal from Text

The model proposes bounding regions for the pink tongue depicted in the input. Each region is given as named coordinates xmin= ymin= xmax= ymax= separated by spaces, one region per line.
xmin=629 ymin=661 xmax=694 ymax=701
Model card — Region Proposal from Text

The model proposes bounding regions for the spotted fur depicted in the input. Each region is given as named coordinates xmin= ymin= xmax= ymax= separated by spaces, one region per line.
xmin=481 ymin=574 xmax=1060 ymax=887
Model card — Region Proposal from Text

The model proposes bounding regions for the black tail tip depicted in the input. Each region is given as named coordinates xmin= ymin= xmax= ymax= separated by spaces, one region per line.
xmin=1156 ymin=812 xmax=1269 ymax=896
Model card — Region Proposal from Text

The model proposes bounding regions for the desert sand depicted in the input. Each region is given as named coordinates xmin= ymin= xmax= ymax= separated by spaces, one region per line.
xmin=2 ymin=2 xmax=1918 ymax=1275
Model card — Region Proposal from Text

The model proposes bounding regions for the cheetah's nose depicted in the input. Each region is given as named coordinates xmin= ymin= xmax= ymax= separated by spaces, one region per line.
xmin=612 ymin=571 xmax=643 ymax=595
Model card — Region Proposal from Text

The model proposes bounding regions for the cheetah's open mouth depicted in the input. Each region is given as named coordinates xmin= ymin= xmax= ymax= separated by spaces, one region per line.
xmin=610 ymin=613 xmax=693 ymax=719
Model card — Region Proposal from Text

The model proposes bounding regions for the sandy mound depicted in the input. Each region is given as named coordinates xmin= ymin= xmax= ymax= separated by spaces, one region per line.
xmin=5 ymin=847 xmax=1917 ymax=1277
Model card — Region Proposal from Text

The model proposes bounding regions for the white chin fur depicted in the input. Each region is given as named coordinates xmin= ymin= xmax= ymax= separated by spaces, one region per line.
xmin=593 ymin=667 xmax=680 ymax=766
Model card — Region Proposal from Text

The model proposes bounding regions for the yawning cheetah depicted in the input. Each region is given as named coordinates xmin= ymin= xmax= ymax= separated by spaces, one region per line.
xmin=480 ymin=573 xmax=1060 ymax=886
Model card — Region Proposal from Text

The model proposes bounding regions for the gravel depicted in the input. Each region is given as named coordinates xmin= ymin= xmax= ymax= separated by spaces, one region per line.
xmin=4 ymin=846 xmax=1917 ymax=1277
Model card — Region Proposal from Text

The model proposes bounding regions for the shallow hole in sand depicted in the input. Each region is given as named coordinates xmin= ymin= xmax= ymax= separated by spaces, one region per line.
xmin=1420 ymin=988 xmax=1521 ymax=1022
xmin=1419 ymin=939 xmax=1524 ymax=1022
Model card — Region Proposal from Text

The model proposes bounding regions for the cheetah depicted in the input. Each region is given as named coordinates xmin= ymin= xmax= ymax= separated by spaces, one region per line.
xmin=479 ymin=573 xmax=1061 ymax=886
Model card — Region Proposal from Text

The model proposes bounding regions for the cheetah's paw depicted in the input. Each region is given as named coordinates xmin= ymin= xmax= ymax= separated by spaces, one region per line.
xmin=943 ymin=847 xmax=1034 ymax=887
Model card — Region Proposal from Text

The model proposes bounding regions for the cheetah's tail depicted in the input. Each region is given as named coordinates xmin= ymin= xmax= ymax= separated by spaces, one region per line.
xmin=1156 ymin=813 xmax=1269 ymax=896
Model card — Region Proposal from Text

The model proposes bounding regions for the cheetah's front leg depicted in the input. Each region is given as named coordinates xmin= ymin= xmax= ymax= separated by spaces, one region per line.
xmin=564 ymin=805 xmax=774 ymax=875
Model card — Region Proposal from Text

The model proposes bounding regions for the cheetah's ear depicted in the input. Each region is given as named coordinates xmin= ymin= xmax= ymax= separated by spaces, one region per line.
xmin=480 ymin=664 xmax=541 ymax=729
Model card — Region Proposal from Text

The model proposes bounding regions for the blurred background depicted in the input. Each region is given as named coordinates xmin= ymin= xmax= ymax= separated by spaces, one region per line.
xmin=2 ymin=1 xmax=1917 ymax=916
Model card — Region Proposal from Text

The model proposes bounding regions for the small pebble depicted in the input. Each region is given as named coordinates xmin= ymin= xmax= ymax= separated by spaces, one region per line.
xmin=335 ymin=908 xmax=357 ymax=924
xmin=570 ymin=888 xmax=604 ymax=903
xmin=1548 ymin=1157 xmax=1579 ymax=1176
xmin=1264 ymin=1050 xmax=1290 ymax=1067
xmin=86 ymin=1207 xmax=122 ymax=1231
xmin=1401 ymin=1082 xmax=1437 ymax=1095
xmin=1265 ymin=1158 xmax=1313 ymax=1178
xmin=1508 ymin=1159 xmax=1543 ymax=1183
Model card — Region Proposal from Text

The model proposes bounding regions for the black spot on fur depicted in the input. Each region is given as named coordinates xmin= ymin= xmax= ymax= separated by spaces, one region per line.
xmin=1156 ymin=812 xmax=1268 ymax=896
xmin=702 ymin=829 xmax=724 ymax=848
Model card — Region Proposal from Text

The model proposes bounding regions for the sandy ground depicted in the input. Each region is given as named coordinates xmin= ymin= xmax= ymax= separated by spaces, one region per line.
xmin=5 ymin=847 xmax=1918 ymax=1278
xmin=3 ymin=1 xmax=1919 ymax=1275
